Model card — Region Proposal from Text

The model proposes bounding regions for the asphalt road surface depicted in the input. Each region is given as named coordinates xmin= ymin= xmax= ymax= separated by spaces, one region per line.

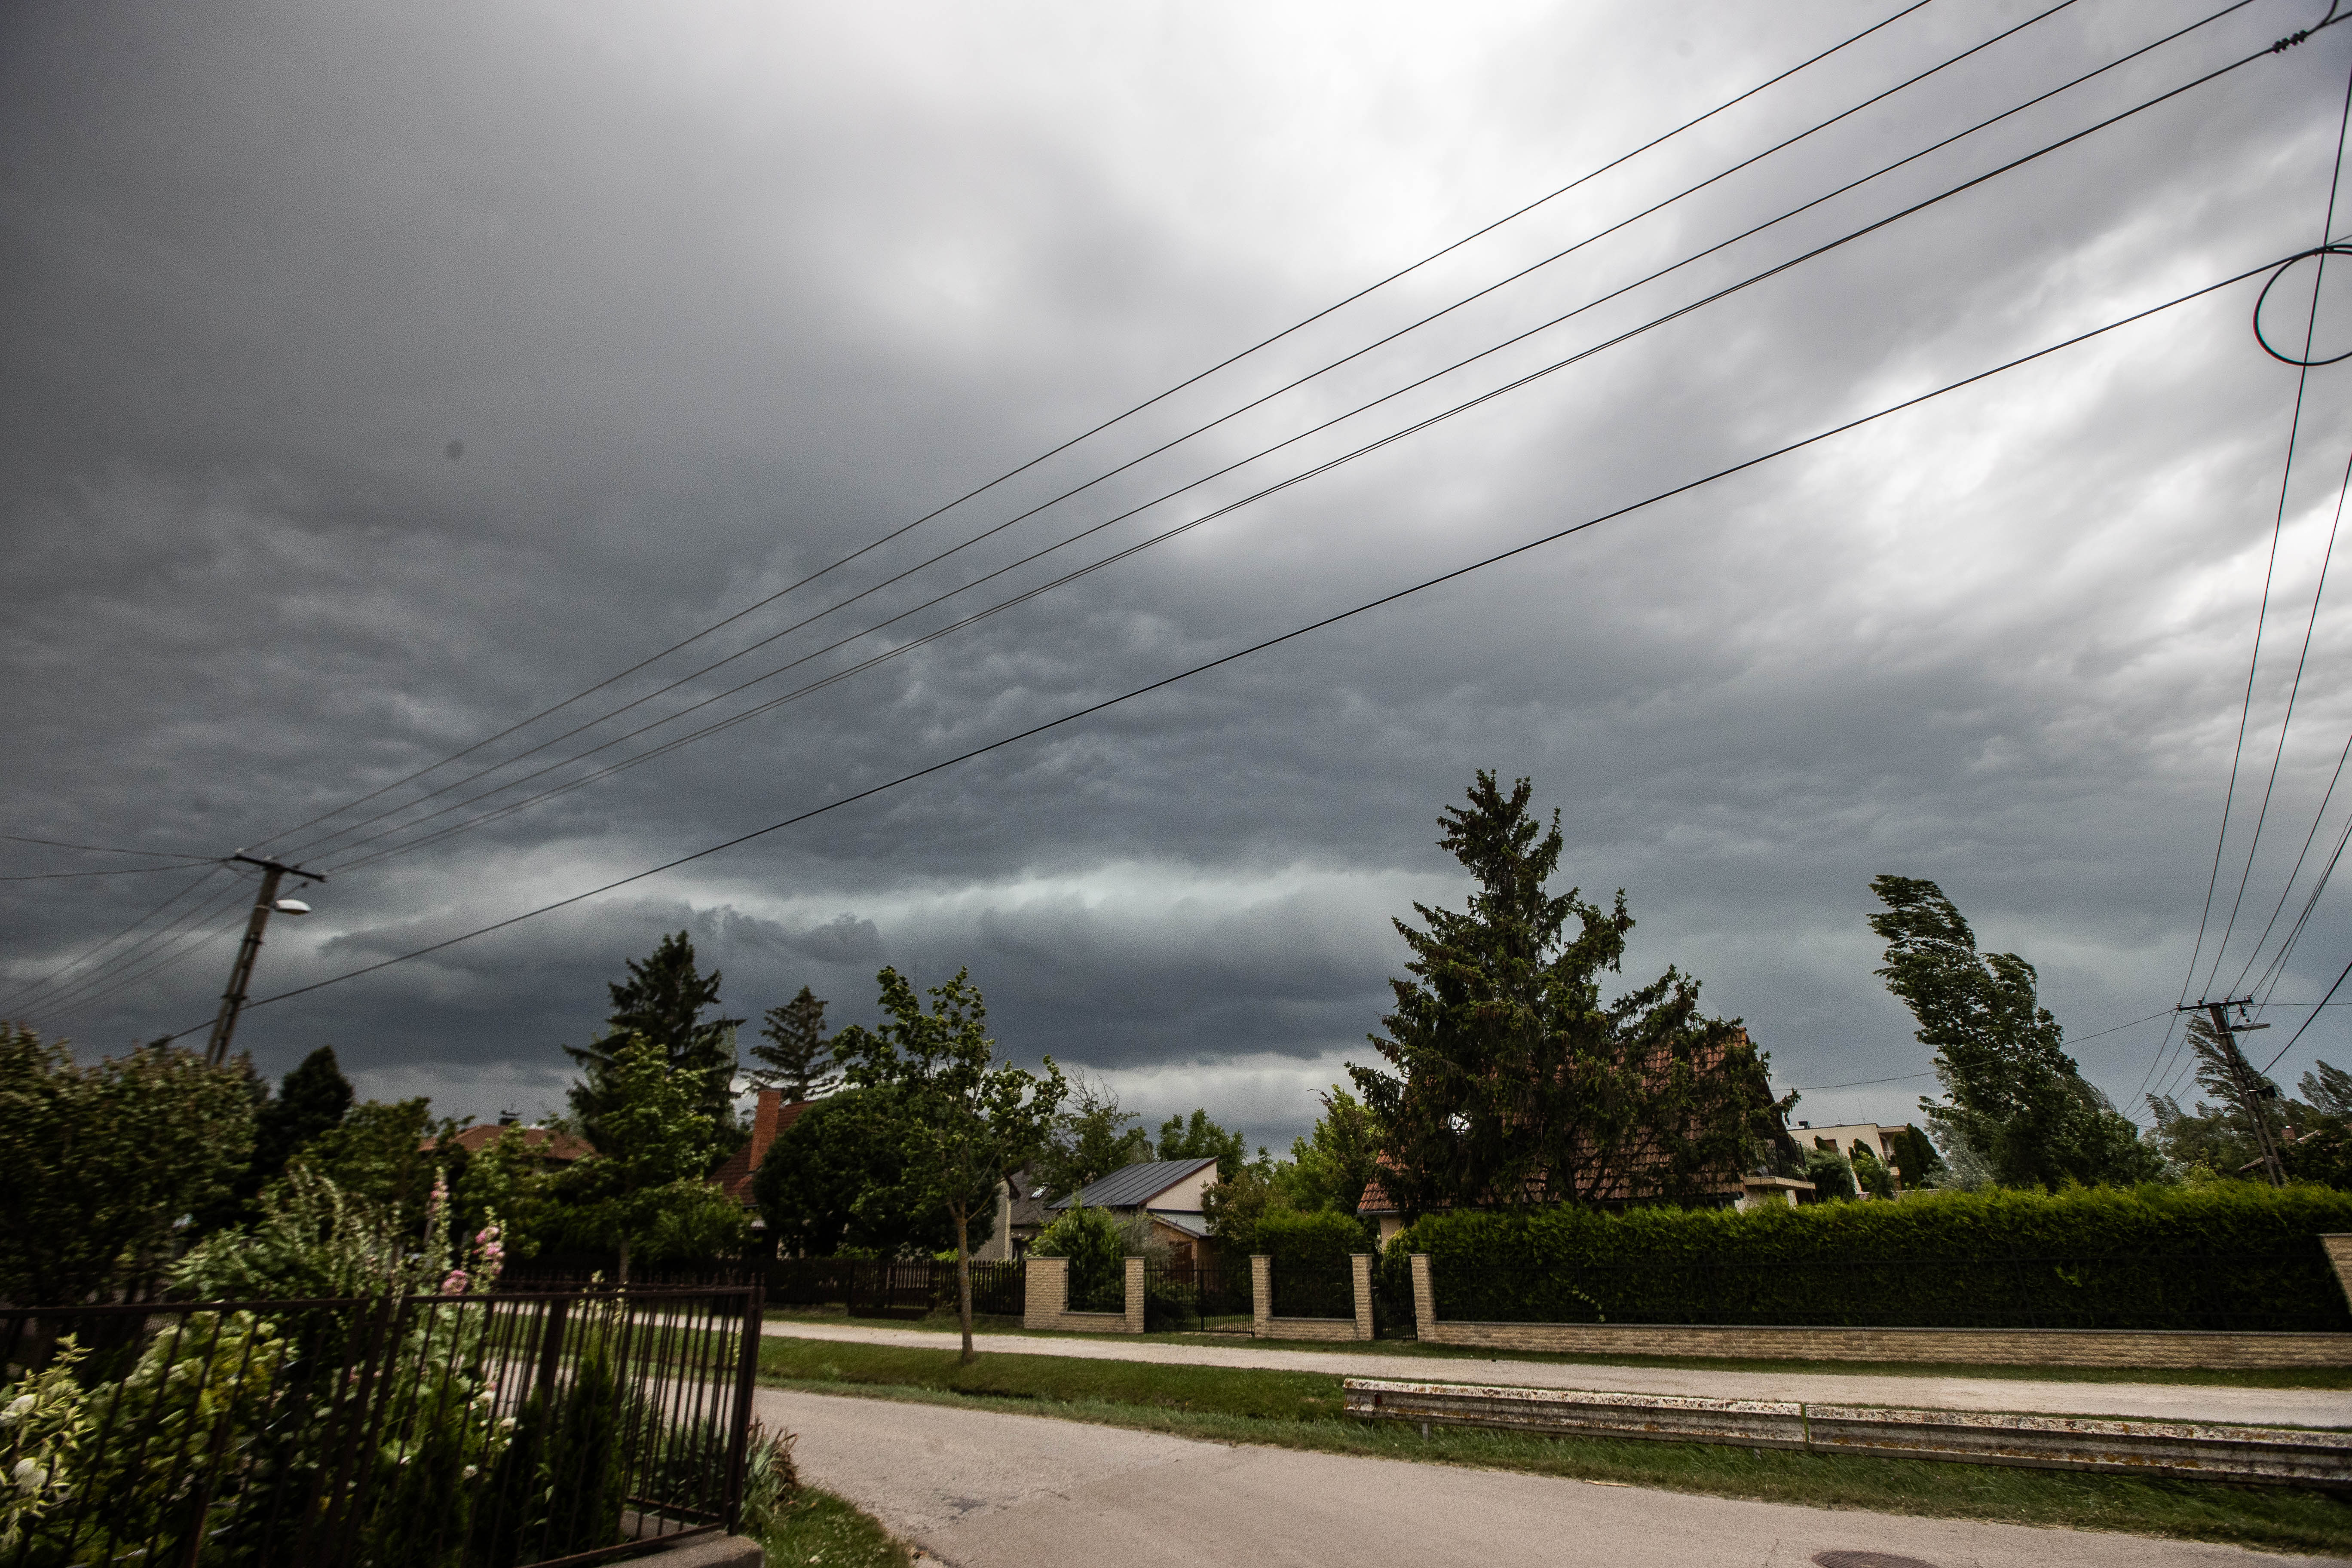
xmin=762 ymin=1320 xmax=2352 ymax=1429
xmin=757 ymin=1386 xmax=2344 ymax=1568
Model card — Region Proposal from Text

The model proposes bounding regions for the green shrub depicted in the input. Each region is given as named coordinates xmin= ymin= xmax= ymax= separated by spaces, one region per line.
xmin=1804 ymin=1147 xmax=1858 ymax=1201
xmin=1030 ymin=1206 xmax=1126 ymax=1312
xmin=1386 ymin=1183 xmax=2352 ymax=1331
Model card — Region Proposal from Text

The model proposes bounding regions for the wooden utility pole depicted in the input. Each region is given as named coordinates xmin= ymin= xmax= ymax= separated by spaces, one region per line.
xmin=203 ymin=854 xmax=325 ymax=1066
xmin=2189 ymin=999 xmax=2286 ymax=1187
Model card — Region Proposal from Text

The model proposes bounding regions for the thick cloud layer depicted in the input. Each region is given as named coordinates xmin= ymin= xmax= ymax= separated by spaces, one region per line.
xmin=9 ymin=0 xmax=2352 ymax=1152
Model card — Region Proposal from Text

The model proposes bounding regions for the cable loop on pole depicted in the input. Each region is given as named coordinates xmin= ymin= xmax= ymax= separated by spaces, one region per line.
xmin=2254 ymin=244 xmax=2352 ymax=365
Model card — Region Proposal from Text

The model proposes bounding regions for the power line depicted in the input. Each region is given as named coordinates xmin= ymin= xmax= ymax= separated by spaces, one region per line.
xmin=0 ymin=863 xmax=232 ymax=1016
xmin=276 ymin=0 xmax=2094 ymax=870
xmin=242 ymin=0 xmax=1942 ymax=863
xmin=312 ymin=4 xmax=2290 ymax=878
xmin=0 ymin=834 xmax=210 ymax=858
xmin=178 ymin=254 xmax=2282 ymax=1036
xmin=10 ymin=873 xmax=257 ymax=1024
xmin=2197 ymin=57 xmax=2352 ymax=1002
xmin=0 ymin=861 xmax=218 ymax=882
xmin=1788 ymin=1072 xmax=1937 ymax=1092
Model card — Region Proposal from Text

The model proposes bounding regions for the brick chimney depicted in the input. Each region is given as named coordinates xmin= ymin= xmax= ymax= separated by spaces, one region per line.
xmin=749 ymin=1087 xmax=783 ymax=1166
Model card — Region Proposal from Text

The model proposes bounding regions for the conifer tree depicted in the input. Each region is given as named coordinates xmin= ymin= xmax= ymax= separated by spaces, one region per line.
xmin=565 ymin=931 xmax=742 ymax=1139
xmin=1351 ymin=772 xmax=1782 ymax=1218
xmin=750 ymin=985 xmax=840 ymax=1101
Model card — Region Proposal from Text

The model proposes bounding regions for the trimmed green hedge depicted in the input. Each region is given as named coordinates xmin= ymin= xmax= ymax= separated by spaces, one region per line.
xmin=1255 ymin=1209 xmax=1375 ymax=1269
xmin=1382 ymin=1184 xmax=2352 ymax=1332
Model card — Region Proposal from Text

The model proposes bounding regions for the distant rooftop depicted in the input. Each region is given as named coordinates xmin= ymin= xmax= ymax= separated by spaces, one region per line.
xmin=1050 ymin=1156 xmax=1218 ymax=1211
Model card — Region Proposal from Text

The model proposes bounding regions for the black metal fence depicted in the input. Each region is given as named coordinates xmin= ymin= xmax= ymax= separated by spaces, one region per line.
xmin=1267 ymin=1263 xmax=1354 ymax=1320
xmin=1423 ymin=1250 xmax=2352 ymax=1332
xmin=1142 ymin=1260 xmax=1252 ymax=1333
xmin=0 ymin=1284 xmax=762 ymax=1568
xmin=762 ymin=1257 xmax=1026 ymax=1318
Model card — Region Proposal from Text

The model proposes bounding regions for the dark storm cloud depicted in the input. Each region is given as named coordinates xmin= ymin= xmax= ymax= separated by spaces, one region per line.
xmin=8 ymin=0 xmax=2352 ymax=1145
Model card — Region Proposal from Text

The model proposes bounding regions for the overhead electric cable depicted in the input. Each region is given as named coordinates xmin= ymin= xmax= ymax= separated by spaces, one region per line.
xmin=0 ymin=863 xmax=231 ymax=1016
xmin=2199 ymin=66 xmax=2352 ymax=1002
xmin=2137 ymin=32 xmax=2352 ymax=1107
xmin=14 ymin=870 xmax=260 ymax=1021
xmin=2230 ymin=429 xmax=2352 ymax=999
xmin=313 ymin=13 xmax=2313 ymax=876
xmin=243 ymin=0 xmax=1942 ymax=860
xmin=32 ymin=905 xmax=255 ymax=1032
xmin=0 ymin=834 xmax=211 ymax=858
xmin=0 ymin=861 xmax=219 ymax=882
xmin=278 ymin=0 xmax=2093 ymax=867
xmin=173 ymin=253 xmax=2287 ymax=1032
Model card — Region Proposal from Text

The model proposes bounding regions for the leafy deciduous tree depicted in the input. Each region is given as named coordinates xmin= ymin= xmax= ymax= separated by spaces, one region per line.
xmin=1031 ymin=1071 xmax=1151 ymax=1202
xmin=1155 ymin=1109 xmax=1246 ymax=1181
xmin=554 ymin=1033 xmax=745 ymax=1282
xmin=1869 ymin=875 xmax=2163 ymax=1189
xmin=751 ymin=1087 xmax=970 ymax=1257
xmin=831 ymin=967 xmax=1066 ymax=1362
xmin=0 ymin=1026 xmax=257 ymax=1303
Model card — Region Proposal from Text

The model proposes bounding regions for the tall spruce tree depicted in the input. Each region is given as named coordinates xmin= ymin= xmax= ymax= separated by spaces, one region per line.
xmin=1351 ymin=772 xmax=1783 ymax=1219
xmin=565 ymin=931 xmax=743 ymax=1142
xmin=1869 ymin=875 xmax=2162 ymax=1188
xmin=750 ymin=985 xmax=840 ymax=1101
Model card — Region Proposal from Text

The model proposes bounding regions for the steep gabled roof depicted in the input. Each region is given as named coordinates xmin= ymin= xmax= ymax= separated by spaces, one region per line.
xmin=1050 ymin=1156 xmax=1218 ymax=1211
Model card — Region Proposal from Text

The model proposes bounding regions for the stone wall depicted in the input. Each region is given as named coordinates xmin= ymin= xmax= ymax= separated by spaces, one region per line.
xmin=1020 ymin=1255 xmax=1144 ymax=1334
xmin=1251 ymin=1254 xmax=1376 ymax=1342
xmin=1407 ymin=1253 xmax=2352 ymax=1368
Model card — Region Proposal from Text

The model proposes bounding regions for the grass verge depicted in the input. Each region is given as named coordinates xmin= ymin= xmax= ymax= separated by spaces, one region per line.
xmin=759 ymin=1337 xmax=2352 ymax=1556
xmin=757 ymin=1484 xmax=910 ymax=1568
xmin=760 ymin=1308 xmax=2352 ymax=1389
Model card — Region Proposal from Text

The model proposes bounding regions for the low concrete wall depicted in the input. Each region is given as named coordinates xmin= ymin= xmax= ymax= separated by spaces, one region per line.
xmin=1407 ymin=1253 xmax=2352 ymax=1368
xmin=1021 ymin=1255 xmax=1144 ymax=1334
xmin=2325 ymin=1234 xmax=2352 ymax=1304
xmin=1251 ymin=1254 xmax=1377 ymax=1342
xmin=1345 ymin=1377 xmax=2352 ymax=1487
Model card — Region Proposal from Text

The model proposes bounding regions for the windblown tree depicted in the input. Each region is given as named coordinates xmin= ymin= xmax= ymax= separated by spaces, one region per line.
xmin=1351 ymin=772 xmax=1785 ymax=1221
xmin=566 ymin=931 xmax=743 ymax=1139
xmin=1869 ymin=875 xmax=2162 ymax=1188
xmin=831 ymin=967 xmax=1065 ymax=1362
xmin=749 ymin=985 xmax=840 ymax=1102
xmin=1154 ymin=1108 xmax=1246 ymax=1181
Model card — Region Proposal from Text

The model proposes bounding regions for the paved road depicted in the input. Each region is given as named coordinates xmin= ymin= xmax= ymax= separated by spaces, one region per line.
xmin=763 ymin=1320 xmax=2352 ymax=1428
xmin=760 ymin=1386 xmax=2343 ymax=1568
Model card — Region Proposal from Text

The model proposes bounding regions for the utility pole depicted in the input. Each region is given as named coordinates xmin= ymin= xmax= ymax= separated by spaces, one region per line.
xmin=2181 ymin=998 xmax=2286 ymax=1187
xmin=203 ymin=854 xmax=325 ymax=1067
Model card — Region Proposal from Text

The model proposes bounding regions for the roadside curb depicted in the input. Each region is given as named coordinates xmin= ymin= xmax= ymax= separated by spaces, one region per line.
xmin=1343 ymin=1377 xmax=2352 ymax=1486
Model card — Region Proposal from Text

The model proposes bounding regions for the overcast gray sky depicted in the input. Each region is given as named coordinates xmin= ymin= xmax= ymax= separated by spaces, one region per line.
xmin=9 ymin=0 xmax=2352 ymax=1154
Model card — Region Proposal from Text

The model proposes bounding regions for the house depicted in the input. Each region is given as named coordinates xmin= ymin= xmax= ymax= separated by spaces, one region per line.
xmin=1794 ymin=1121 xmax=1908 ymax=1188
xmin=712 ymin=1087 xmax=818 ymax=1206
xmin=977 ymin=1165 xmax=1055 ymax=1260
xmin=423 ymin=1118 xmax=591 ymax=1165
xmin=1046 ymin=1156 xmax=1221 ymax=1263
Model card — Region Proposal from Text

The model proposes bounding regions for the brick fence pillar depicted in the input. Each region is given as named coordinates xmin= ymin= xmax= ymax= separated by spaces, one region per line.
xmin=1024 ymin=1256 xmax=1067 ymax=1330
xmin=1251 ymin=1255 xmax=1272 ymax=1338
xmin=1410 ymin=1253 xmax=1436 ymax=1340
xmin=2324 ymin=1236 xmax=2352 ymax=1309
xmin=1124 ymin=1256 xmax=1146 ymax=1334
xmin=1351 ymin=1253 xmax=1375 ymax=1341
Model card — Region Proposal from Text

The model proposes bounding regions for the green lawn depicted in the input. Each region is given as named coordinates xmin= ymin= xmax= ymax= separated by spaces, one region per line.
xmin=761 ymin=1305 xmax=2352 ymax=1388
xmin=758 ymin=1337 xmax=2352 ymax=1556
xmin=757 ymin=1484 xmax=910 ymax=1568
